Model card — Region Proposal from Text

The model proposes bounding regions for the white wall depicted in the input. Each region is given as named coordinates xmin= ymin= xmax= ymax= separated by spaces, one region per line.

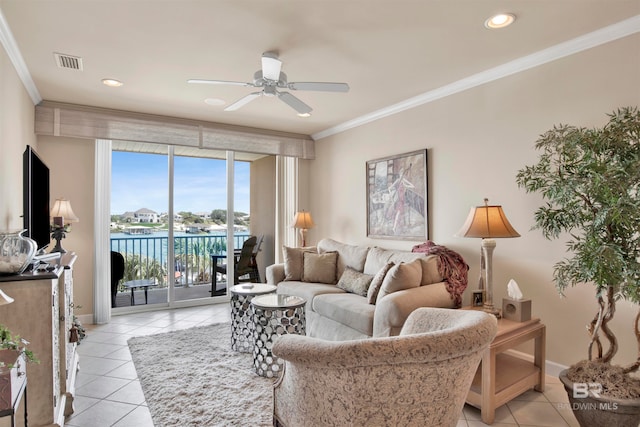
xmin=307 ymin=33 xmax=640 ymax=368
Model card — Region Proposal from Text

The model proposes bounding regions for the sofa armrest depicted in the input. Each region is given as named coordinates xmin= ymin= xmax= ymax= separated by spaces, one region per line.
xmin=373 ymin=282 xmax=455 ymax=337
xmin=266 ymin=263 xmax=285 ymax=285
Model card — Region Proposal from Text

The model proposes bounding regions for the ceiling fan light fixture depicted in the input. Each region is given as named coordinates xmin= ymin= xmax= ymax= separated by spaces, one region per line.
xmin=485 ymin=13 xmax=516 ymax=29
xmin=297 ymin=112 xmax=311 ymax=118
xmin=102 ymin=78 xmax=123 ymax=87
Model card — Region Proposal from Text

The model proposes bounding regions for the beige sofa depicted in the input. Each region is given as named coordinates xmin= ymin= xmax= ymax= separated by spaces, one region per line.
xmin=265 ymin=238 xmax=468 ymax=341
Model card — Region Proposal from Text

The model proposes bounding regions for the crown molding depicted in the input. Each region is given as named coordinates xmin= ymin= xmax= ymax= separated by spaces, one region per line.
xmin=313 ymin=14 xmax=640 ymax=141
xmin=0 ymin=8 xmax=42 ymax=105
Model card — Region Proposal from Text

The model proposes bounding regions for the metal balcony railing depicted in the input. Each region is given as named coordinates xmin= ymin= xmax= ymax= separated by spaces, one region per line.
xmin=110 ymin=233 xmax=250 ymax=289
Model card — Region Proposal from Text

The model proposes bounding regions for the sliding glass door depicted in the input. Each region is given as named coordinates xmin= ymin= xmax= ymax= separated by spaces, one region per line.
xmin=110 ymin=143 xmax=250 ymax=311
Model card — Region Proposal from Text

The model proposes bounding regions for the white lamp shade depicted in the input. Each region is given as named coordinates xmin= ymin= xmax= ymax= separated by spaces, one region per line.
xmin=50 ymin=198 xmax=79 ymax=223
xmin=292 ymin=211 xmax=315 ymax=229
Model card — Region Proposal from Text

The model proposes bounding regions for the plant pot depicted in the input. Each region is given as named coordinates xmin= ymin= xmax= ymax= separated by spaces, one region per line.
xmin=559 ymin=369 xmax=640 ymax=427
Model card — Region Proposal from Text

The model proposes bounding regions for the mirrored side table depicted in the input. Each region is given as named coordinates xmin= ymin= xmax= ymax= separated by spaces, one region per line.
xmin=229 ymin=284 xmax=277 ymax=353
xmin=251 ymin=294 xmax=306 ymax=378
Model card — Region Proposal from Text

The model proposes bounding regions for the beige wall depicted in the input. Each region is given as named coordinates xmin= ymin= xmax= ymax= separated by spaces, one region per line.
xmin=37 ymin=136 xmax=95 ymax=317
xmin=0 ymin=42 xmax=36 ymax=230
xmin=250 ymin=155 xmax=277 ymax=279
xmin=308 ymin=33 xmax=640 ymax=369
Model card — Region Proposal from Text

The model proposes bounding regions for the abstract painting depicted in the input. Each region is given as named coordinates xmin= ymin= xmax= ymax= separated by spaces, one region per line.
xmin=366 ymin=149 xmax=428 ymax=240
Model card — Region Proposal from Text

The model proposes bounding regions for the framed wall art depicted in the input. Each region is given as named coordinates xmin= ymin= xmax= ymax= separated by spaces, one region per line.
xmin=366 ymin=149 xmax=428 ymax=240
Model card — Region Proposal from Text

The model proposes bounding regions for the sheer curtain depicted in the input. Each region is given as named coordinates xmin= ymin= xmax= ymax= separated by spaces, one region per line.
xmin=94 ymin=139 xmax=112 ymax=324
xmin=275 ymin=156 xmax=299 ymax=263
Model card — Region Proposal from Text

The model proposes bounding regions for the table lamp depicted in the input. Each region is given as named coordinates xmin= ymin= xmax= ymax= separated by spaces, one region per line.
xmin=457 ymin=198 xmax=520 ymax=317
xmin=292 ymin=211 xmax=315 ymax=247
xmin=50 ymin=198 xmax=79 ymax=253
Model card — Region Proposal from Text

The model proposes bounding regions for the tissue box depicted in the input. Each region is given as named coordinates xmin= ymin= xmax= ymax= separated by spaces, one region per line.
xmin=502 ymin=298 xmax=531 ymax=322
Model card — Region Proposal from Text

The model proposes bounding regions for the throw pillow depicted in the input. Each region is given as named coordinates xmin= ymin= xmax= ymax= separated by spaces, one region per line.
xmin=367 ymin=261 xmax=395 ymax=304
xmin=337 ymin=267 xmax=374 ymax=297
xmin=283 ymin=246 xmax=316 ymax=281
xmin=376 ymin=258 xmax=422 ymax=303
xmin=302 ymin=251 xmax=338 ymax=284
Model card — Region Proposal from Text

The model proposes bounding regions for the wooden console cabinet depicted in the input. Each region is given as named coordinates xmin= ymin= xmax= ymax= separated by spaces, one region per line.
xmin=0 ymin=253 xmax=78 ymax=427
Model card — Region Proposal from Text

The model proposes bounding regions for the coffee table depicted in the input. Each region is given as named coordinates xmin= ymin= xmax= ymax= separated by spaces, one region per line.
xmin=121 ymin=279 xmax=156 ymax=305
xmin=251 ymin=294 xmax=306 ymax=378
xmin=229 ymin=283 xmax=277 ymax=353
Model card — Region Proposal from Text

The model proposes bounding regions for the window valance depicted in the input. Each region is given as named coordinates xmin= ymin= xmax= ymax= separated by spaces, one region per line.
xmin=35 ymin=101 xmax=315 ymax=159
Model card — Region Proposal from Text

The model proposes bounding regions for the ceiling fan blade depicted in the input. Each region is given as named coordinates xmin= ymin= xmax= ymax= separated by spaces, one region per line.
xmin=188 ymin=79 xmax=253 ymax=87
xmin=277 ymin=91 xmax=312 ymax=114
xmin=224 ymin=92 xmax=262 ymax=111
xmin=288 ymin=82 xmax=350 ymax=92
xmin=261 ymin=52 xmax=282 ymax=81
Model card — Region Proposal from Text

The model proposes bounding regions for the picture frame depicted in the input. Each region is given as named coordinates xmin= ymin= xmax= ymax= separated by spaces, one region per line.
xmin=472 ymin=290 xmax=485 ymax=307
xmin=366 ymin=149 xmax=428 ymax=240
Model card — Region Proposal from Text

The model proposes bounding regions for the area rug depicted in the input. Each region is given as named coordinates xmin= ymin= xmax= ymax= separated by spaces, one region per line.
xmin=128 ymin=323 xmax=274 ymax=427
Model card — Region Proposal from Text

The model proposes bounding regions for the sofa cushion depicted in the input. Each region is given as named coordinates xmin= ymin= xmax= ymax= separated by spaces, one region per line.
xmin=283 ymin=246 xmax=317 ymax=281
xmin=389 ymin=252 xmax=442 ymax=286
xmin=337 ymin=267 xmax=373 ymax=297
xmin=313 ymin=293 xmax=375 ymax=336
xmin=363 ymin=247 xmax=394 ymax=275
xmin=367 ymin=261 xmax=395 ymax=304
xmin=276 ymin=281 xmax=345 ymax=311
xmin=376 ymin=258 xmax=422 ymax=303
xmin=303 ymin=252 xmax=338 ymax=284
xmin=317 ymin=238 xmax=370 ymax=278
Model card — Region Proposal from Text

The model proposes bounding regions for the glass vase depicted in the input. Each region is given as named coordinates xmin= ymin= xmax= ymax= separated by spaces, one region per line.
xmin=0 ymin=230 xmax=37 ymax=274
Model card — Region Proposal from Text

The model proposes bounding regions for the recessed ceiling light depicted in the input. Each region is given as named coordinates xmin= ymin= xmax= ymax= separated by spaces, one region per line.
xmin=485 ymin=13 xmax=516 ymax=29
xmin=204 ymin=98 xmax=225 ymax=106
xmin=102 ymin=78 xmax=123 ymax=87
xmin=297 ymin=113 xmax=311 ymax=118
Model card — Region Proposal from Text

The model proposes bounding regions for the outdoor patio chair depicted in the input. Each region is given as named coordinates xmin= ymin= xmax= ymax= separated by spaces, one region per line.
xmin=248 ymin=234 xmax=264 ymax=282
xmin=110 ymin=251 xmax=125 ymax=308
xmin=212 ymin=236 xmax=258 ymax=295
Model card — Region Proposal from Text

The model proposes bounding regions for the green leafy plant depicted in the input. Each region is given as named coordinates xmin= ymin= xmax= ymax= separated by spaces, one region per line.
xmin=516 ymin=106 xmax=640 ymax=398
xmin=0 ymin=324 xmax=39 ymax=367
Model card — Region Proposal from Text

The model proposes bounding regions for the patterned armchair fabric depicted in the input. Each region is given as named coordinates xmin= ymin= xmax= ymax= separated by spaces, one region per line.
xmin=272 ymin=307 xmax=497 ymax=427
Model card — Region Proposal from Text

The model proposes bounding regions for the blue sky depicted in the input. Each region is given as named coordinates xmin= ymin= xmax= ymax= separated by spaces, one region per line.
xmin=111 ymin=151 xmax=250 ymax=215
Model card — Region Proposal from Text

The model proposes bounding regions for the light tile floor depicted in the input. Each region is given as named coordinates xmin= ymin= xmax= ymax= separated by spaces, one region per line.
xmin=65 ymin=304 xmax=579 ymax=427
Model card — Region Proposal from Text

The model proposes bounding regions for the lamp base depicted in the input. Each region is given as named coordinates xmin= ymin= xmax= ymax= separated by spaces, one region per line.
xmin=482 ymin=303 xmax=501 ymax=318
xmin=50 ymin=238 xmax=67 ymax=254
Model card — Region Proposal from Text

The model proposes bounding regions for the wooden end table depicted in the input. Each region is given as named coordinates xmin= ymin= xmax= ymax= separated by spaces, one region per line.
xmin=464 ymin=310 xmax=546 ymax=424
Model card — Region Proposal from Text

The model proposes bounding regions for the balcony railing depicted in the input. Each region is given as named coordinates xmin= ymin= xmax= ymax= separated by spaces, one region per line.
xmin=110 ymin=233 xmax=250 ymax=289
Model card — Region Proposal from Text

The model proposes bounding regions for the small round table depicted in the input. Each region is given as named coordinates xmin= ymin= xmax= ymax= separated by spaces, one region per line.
xmin=251 ymin=294 xmax=306 ymax=378
xmin=229 ymin=284 xmax=277 ymax=353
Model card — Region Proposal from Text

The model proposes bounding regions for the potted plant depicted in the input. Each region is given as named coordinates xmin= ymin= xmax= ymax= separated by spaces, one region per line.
xmin=0 ymin=324 xmax=38 ymax=368
xmin=515 ymin=106 xmax=640 ymax=426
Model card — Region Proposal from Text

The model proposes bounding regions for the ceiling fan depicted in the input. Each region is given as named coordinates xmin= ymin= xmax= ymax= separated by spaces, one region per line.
xmin=188 ymin=52 xmax=349 ymax=115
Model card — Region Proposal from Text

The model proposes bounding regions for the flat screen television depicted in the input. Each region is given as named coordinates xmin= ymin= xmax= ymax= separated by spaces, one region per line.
xmin=23 ymin=145 xmax=51 ymax=254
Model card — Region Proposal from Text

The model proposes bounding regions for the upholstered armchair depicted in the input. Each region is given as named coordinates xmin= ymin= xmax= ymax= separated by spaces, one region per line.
xmin=272 ymin=307 xmax=497 ymax=427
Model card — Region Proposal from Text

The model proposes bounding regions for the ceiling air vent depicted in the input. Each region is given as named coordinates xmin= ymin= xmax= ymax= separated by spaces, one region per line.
xmin=54 ymin=53 xmax=83 ymax=71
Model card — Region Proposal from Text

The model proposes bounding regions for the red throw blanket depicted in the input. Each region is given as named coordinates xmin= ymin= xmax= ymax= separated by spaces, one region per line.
xmin=412 ymin=241 xmax=468 ymax=307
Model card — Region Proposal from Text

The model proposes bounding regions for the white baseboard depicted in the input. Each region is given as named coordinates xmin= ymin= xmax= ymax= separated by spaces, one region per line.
xmin=505 ymin=349 xmax=568 ymax=378
xmin=76 ymin=313 xmax=93 ymax=325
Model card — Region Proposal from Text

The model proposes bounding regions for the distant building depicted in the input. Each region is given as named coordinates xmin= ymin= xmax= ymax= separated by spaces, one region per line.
xmin=134 ymin=208 xmax=159 ymax=223
xmin=195 ymin=212 xmax=211 ymax=220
